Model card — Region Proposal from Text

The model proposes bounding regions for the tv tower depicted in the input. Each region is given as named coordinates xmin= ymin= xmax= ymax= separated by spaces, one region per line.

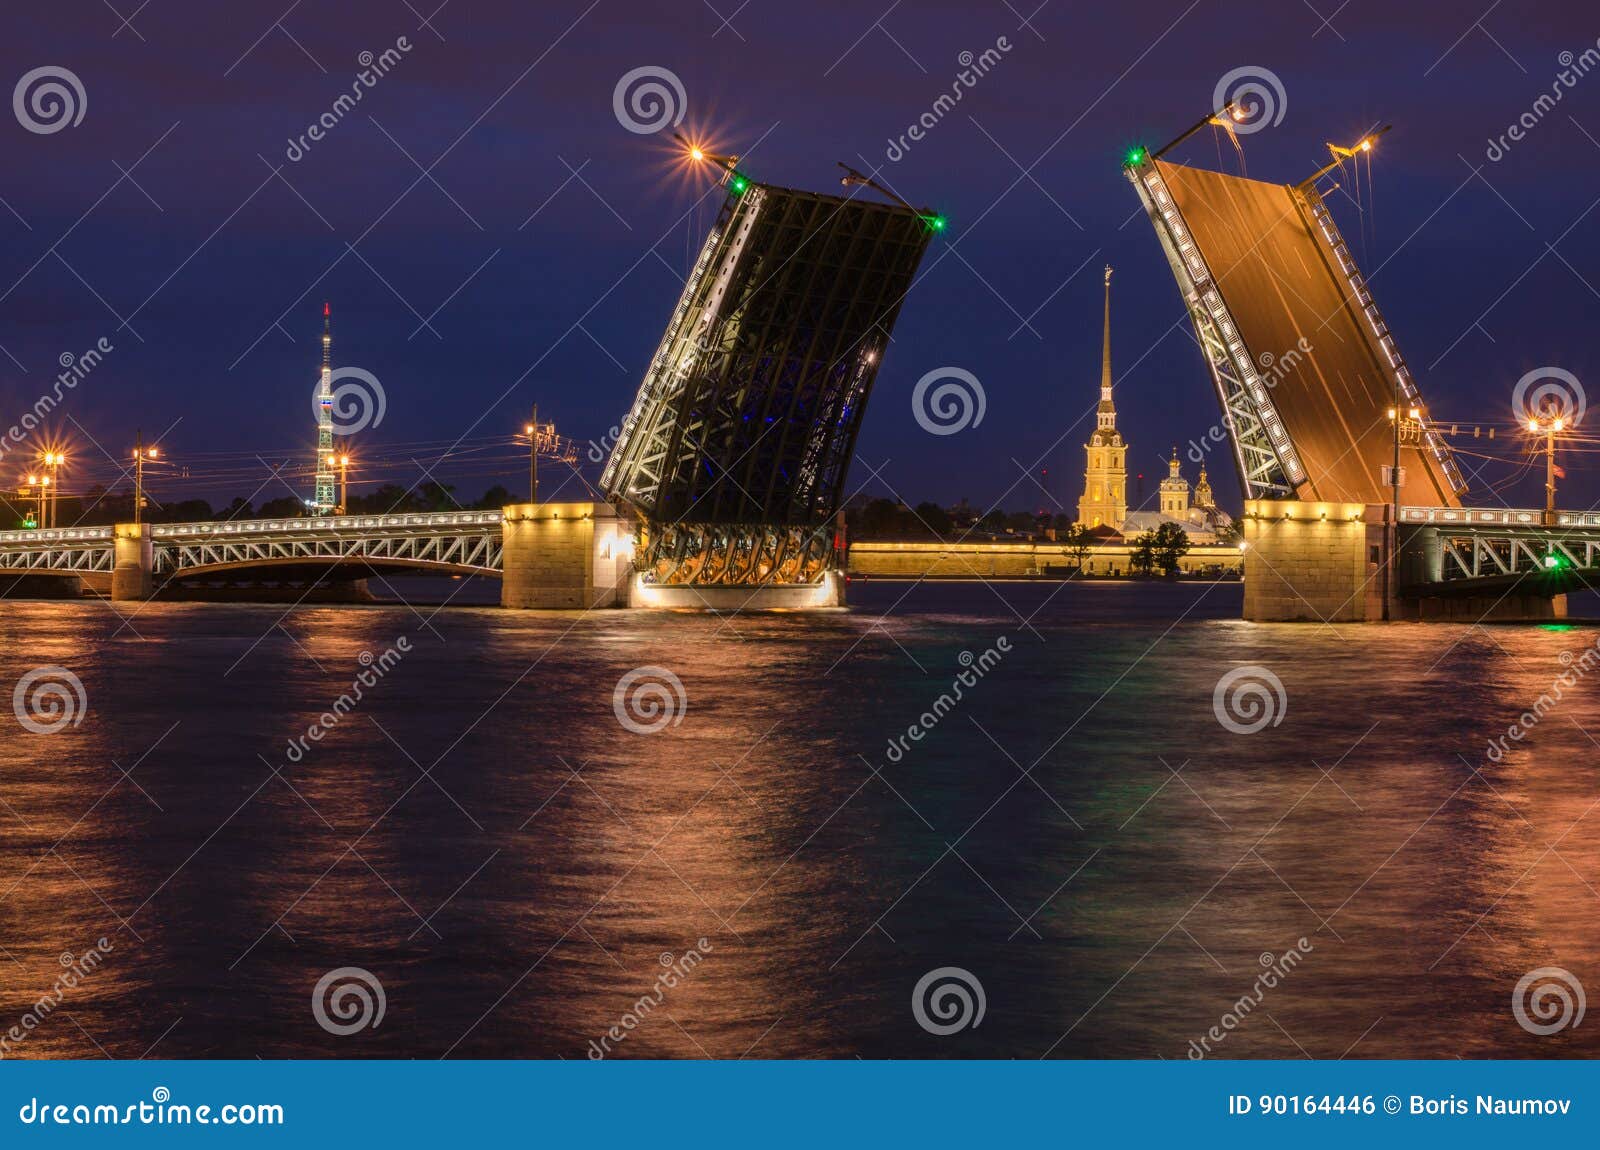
xmin=314 ymin=302 xmax=336 ymax=513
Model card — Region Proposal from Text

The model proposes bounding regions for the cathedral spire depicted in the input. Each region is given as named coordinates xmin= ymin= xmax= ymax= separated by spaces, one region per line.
xmin=1099 ymin=264 xmax=1114 ymax=418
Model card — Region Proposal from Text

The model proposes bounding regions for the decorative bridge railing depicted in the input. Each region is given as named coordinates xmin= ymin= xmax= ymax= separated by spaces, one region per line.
xmin=0 ymin=512 xmax=507 ymax=580
xmin=0 ymin=526 xmax=114 ymax=574
xmin=1399 ymin=506 xmax=1600 ymax=587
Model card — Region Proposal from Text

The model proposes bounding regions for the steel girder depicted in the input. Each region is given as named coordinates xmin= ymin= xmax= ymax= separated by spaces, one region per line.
xmin=601 ymin=179 xmax=932 ymax=533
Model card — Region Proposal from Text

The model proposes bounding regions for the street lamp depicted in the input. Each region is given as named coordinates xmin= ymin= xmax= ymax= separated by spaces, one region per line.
xmin=37 ymin=451 xmax=65 ymax=528
xmin=132 ymin=434 xmax=162 ymax=526
xmin=1528 ymin=405 xmax=1566 ymax=525
xmin=337 ymin=453 xmax=351 ymax=516
xmin=524 ymin=406 xmax=540 ymax=504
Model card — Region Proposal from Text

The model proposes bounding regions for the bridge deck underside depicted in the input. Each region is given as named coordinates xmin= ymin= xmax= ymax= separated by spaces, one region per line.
xmin=1157 ymin=160 xmax=1460 ymax=508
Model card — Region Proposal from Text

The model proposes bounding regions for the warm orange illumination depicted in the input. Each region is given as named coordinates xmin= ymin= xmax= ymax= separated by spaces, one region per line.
xmin=1554 ymin=417 xmax=1565 ymax=431
xmin=690 ymin=147 xmax=705 ymax=162
xmin=1529 ymin=418 xmax=1541 ymax=432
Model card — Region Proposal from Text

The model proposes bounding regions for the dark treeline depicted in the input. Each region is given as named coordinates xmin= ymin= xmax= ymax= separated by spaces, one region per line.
xmin=845 ymin=497 xmax=1072 ymax=541
xmin=6 ymin=482 xmax=518 ymax=529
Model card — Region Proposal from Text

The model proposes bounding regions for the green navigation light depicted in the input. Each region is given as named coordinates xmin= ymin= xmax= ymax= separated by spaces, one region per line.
xmin=729 ymin=174 xmax=748 ymax=194
xmin=1126 ymin=146 xmax=1147 ymax=165
xmin=925 ymin=214 xmax=947 ymax=233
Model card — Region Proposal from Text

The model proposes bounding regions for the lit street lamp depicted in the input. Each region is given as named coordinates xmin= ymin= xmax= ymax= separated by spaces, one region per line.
xmin=337 ymin=452 xmax=351 ymax=515
xmin=132 ymin=433 xmax=163 ymax=526
xmin=1527 ymin=405 xmax=1567 ymax=526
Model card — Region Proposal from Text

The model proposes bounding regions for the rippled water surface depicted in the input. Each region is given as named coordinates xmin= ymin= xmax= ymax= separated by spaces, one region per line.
xmin=3 ymin=580 xmax=1600 ymax=1059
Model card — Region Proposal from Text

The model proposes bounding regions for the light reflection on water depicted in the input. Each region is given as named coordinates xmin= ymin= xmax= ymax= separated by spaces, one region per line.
xmin=2 ymin=581 xmax=1599 ymax=1059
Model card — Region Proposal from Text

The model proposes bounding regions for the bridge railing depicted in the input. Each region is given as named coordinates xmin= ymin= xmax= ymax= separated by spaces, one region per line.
xmin=0 ymin=526 xmax=113 ymax=545
xmin=1400 ymin=507 xmax=1600 ymax=530
xmin=148 ymin=511 xmax=505 ymax=539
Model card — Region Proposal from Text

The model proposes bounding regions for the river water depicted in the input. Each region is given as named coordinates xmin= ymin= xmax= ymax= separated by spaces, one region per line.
xmin=2 ymin=580 xmax=1599 ymax=1060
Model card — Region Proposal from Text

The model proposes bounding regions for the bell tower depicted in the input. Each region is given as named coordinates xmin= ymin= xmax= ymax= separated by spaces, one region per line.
xmin=1076 ymin=265 xmax=1127 ymax=529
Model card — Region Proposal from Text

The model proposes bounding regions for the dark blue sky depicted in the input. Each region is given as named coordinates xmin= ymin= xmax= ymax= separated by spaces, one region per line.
xmin=4 ymin=1 xmax=1597 ymax=515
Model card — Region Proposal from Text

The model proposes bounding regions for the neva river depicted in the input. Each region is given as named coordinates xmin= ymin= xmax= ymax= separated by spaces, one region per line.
xmin=2 ymin=580 xmax=1598 ymax=1059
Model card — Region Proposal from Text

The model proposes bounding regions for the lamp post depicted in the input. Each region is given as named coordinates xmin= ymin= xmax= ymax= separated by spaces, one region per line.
xmin=525 ymin=404 xmax=539 ymax=505
xmin=1528 ymin=404 xmax=1565 ymax=526
xmin=132 ymin=434 xmax=161 ymax=526
xmin=39 ymin=452 xmax=64 ymax=528
xmin=1384 ymin=404 xmax=1421 ymax=622
xmin=337 ymin=452 xmax=351 ymax=516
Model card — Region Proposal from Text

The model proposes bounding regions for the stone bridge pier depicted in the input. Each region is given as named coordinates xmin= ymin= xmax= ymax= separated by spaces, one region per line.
xmin=111 ymin=524 xmax=154 ymax=602
xmin=1241 ymin=500 xmax=1564 ymax=623
xmin=499 ymin=502 xmax=634 ymax=609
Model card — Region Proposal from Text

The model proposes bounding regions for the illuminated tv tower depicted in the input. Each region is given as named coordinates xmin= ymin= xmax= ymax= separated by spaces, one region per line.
xmin=314 ymin=302 xmax=336 ymax=513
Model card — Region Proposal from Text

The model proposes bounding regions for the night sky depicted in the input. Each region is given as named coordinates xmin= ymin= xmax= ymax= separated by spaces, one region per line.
xmin=4 ymin=0 xmax=1598 ymax=516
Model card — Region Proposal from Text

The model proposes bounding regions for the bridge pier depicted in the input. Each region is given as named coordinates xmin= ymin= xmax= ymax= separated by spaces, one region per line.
xmin=499 ymin=502 xmax=633 ymax=610
xmin=111 ymin=524 xmax=154 ymax=602
xmin=1243 ymin=501 xmax=1566 ymax=622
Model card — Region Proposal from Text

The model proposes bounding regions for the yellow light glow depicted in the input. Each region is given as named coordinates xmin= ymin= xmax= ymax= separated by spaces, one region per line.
xmin=1554 ymin=417 xmax=1565 ymax=431
xmin=1387 ymin=407 xmax=1396 ymax=419
xmin=690 ymin=147 xmax=705 ymax=162
xmin=1359 ymin=139 xmax=1372 ymax=152
xmin=1529 ymin=418 xmax=1541 ymax=432
xmin=1409 ymin=407 xmax=1420 ymax=419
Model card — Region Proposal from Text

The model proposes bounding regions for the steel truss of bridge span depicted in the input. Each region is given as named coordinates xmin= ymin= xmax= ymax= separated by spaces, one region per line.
xmin=1400 ymin=506 xmax=1600 ymax=591
xmin=0 ymin=512 xmax=507 ymax=581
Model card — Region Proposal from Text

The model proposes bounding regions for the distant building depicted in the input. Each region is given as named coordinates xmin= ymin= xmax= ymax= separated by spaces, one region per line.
xmin=1074 ymin=271 xmax=1232 ymax=544
xmin=1076 ymin=265 xmax=1127 ymax=529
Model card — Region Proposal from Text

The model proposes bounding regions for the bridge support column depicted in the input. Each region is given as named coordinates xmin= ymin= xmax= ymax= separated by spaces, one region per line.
xmin=500 ymin=502 xmax=633 ymax=610
xmin=111 ymin=524 xmax=154 ymax=602
xmin=1241 ymin=500 xmax=1384 ymax=622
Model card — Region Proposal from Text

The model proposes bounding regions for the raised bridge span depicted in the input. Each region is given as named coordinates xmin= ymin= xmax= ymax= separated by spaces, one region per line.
xmin=1129 ymin=144 xmax=1586 ymax=621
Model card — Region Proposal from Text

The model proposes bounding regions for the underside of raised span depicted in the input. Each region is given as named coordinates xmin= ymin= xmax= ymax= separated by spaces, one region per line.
xmin=1133 ymin=155 xmax=1467 ymax=508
